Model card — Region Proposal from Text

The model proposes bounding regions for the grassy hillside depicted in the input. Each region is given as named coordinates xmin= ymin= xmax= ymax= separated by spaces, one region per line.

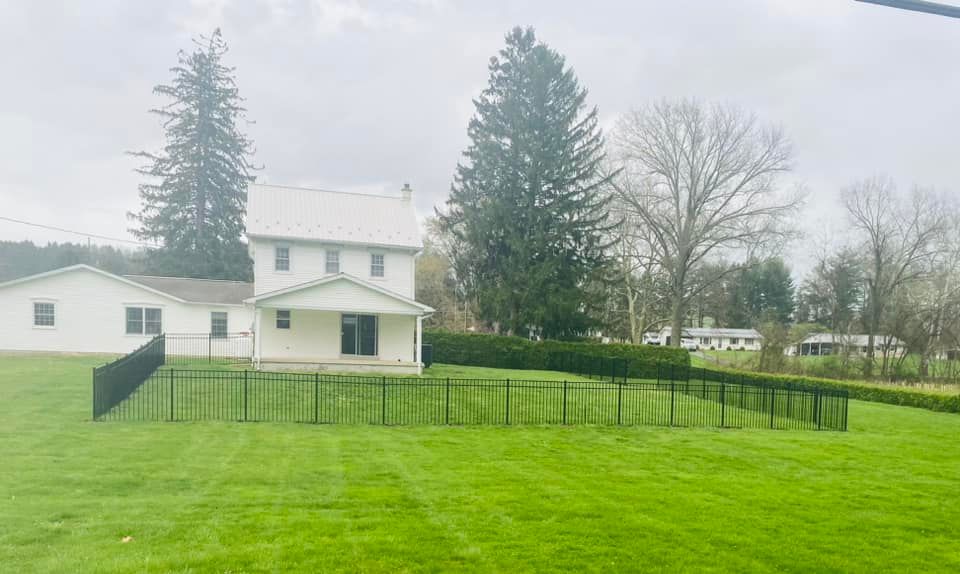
xmin=1 ymin=355 xmax=958 ymax=572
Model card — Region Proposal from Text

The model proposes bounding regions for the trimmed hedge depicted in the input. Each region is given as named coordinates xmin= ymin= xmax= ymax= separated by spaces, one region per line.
xmin=422 ymin=330 xmax=689 ymax=379
xmin=694 ymin=365 xmax=959 ymax=414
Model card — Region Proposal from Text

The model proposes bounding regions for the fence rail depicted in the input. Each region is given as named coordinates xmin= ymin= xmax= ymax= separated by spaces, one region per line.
xmin=92 ymin=334 xmax=166 ymax=419
xmin=163 ymin=332 xmax=254 ymax=365
xmin=95 ymin=368 xmax=848 ymax=430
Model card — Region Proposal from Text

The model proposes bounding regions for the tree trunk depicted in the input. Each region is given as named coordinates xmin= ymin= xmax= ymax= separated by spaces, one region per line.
xmin=627 ymin=288 xmax=639 ymax=345
xmin=670 ymin=294 xmax=684 ymax=348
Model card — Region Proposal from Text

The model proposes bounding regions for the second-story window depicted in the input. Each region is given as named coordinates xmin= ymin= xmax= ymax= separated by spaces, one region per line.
xmin=326 ymin=250 xmax=340 ymax=274
xmin=275 ymin=246 xmax=290 ymax=271
xmin=370 ymin=253 xmax=384 ymax=277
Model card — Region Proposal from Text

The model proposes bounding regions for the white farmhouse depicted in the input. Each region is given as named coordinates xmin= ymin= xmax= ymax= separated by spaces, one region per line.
xmin=0 ymin=183 xmax=434 ymax=374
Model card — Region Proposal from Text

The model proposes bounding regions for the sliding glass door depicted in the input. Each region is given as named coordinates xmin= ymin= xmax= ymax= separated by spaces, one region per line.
xmin=341 ymin=313 xmax=378 ymax=356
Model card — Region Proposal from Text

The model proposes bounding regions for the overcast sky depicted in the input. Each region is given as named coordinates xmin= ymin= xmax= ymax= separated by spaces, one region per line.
xmin=1 ymin=0 xmax=959 ymax=277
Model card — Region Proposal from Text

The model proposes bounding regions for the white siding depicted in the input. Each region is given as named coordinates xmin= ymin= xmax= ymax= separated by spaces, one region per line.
xmin=251 ymin=238 xmax=415 ymax=298
xmin=257 ymin=277 xmax=424 ymax=315
xmin=258 ymin=309 xmax=414 ymax=363
xmin=0 ymin=268 xmax=254 ymax=354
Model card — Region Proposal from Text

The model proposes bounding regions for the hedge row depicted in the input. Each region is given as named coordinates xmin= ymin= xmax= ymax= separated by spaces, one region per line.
xmin=422 ymin=330 xmax=690 ymax=378
xmin=699 ymin=366 xmax=959 ymax=414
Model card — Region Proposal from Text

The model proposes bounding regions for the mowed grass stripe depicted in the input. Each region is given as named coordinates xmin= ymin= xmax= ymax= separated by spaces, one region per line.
xmin=106 ymin=370 xmax=831 ymax=429
xmin=0 ymin=355 xmax=957 ymax=573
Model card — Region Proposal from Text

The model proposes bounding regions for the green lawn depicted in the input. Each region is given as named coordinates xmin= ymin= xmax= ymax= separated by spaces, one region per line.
xmin=2 ymin=355 xmax=959 ymax=573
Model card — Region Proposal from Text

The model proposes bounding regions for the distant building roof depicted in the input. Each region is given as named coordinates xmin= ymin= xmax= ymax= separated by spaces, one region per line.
xmin=124 ymin=275 xmax=253 ymax=305
xmin=660 ymin=327 xmax=762 ymax=339
xmin=246 ymin=183 xmax=422 ymax=249
xmin=799 ymin=333 xmax=903 ymax=346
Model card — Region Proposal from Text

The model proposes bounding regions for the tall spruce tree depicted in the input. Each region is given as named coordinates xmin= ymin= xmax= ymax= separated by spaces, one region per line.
xmin=130 ymin=29 xmax=256 ymax=280
xmin=439 ymin=27 xmax=612 ymax=339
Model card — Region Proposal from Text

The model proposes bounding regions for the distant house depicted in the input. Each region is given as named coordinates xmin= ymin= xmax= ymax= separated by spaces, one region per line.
xmin=658 ymin=327 xmax=763 ymax=351
xmin=0 ymin=183 xmax=435 ymax=374
xmin=785 ymin=333 xmax=906 ymax=357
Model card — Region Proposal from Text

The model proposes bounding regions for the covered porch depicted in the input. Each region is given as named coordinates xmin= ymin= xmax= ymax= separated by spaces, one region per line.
xmin=245 ymin=274 xmax=434 ymax=374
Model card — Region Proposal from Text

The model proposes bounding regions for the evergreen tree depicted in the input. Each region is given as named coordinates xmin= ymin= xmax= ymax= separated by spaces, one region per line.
xmin=438 ymin=27 xmax=612 ymax=339
xmin=130 ymin=29 xmax=256 ymax=280
xmin=727 ymin=258 xmax=796 ymax=327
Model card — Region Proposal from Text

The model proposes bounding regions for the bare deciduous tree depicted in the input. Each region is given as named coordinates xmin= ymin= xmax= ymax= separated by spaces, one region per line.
xmin=607 ymin=200 xmax=670 ymax=344
xmin=609 ymin=100 xmax=801 ymax=347
xmin=842 ymin=177 xmax=946 ymax=376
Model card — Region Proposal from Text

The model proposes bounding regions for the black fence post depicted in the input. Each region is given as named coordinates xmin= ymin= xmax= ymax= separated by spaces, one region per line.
xmin=314 ymin=372 xmax=319 ymax=424
xmin=445 ymin=377 xmax=451 ymax=425
xmin=669 ymin=380 xmax=676 ymax=427
xmin=505 ymin=378 xmax=511 ymax=425
xmin=168 ymin=369 xmax=174 ymax=422
xmin=617 ymin=381 xmax=623 ymax=425
xmin=815 ymin=390 xmax=822 ymax=430
xmin=769 ymin=387 xmax=776 ymax=429
xmin=243 ymin=370 xmax=249 ymax=422
xmin=381 ymin=376 xmax=387 ymax=425
xmin=720 ymin=382 xmax=726 ymax=428
xmin=91 ymin=367 xmax=97 ymax=421
xmin=562 ymin=381 xmax=568 ymax=425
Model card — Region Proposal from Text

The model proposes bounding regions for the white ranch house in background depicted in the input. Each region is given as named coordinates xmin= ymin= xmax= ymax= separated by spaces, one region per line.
xmin=0 ymin=183 xmax=434 ymax=374
xmin=785 ymin=333 xmax=906 ymax=358
xmin=655 ymin=327 xmax=763 ymax=351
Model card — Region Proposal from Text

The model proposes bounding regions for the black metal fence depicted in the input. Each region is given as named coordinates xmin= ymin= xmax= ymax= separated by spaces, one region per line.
xmin=95 ymin=369 xmax=847 ymax=430
xmin=164 ymin=332 xmax=254 ymax=365
xmin=92 ymin=334 xmax=166 ymax=419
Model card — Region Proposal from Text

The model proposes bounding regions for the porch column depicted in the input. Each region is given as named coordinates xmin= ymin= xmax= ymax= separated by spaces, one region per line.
xmin=415 ymin=315 xmax=423 ymax=375
xmin=254 ymin=306 xmax=263 ymax=369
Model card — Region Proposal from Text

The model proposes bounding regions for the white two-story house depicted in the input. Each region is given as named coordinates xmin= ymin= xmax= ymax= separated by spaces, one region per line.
xmin=0 ymin=183 xmax=434 ymax=374
xmin=243 ymin=183 xmax=433 ymax=373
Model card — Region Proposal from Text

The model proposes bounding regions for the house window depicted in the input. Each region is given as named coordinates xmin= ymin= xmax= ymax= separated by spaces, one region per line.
xmin=275 ymin=246 xmax=290 ymax=271
xmin=211 ymin=312 xmax=228 ymax=338
xmin=33 ymin=302 xmax=55 ymax=327
xmin=276 ymin=309 xmax=291 ymax=329
xmin=126 ymin=307 xmax=162 ymax=335
xmin=743 ymin=338 xmax=754 ymax=346
xmin=370 ymin=253 xmax=384 ymax=277
xmin=700 ymin=337 xmax=711 ymax=345
xmin=729 ymin=337 xmax=740 ymax=346
xmin=325 ymin=250 xmax=340 ymax=274
xmin=341 ymin=313 xmax=378 ymax=356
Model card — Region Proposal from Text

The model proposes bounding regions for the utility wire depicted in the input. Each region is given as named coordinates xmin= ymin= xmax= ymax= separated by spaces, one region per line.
xmin=855 ymin=0 xmax=960 ymax=19
xmin=0 ymin=215 xmax=160 ymax=248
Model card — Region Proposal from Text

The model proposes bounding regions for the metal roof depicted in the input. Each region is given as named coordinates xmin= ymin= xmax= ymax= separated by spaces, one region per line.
xmin=124 ymin=275 xmax=253 ymax=305
xmin=660 ymin=327 xmax=763 ymax=338
xmin=800 ymin=333 xmax=903 ymax=346
xmin=246 ymin=183 xmax=422 ymax=249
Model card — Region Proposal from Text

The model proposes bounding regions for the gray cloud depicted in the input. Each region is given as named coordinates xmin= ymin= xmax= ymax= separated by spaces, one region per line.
xmin=2 ymin=0 xmax=958 ymax=278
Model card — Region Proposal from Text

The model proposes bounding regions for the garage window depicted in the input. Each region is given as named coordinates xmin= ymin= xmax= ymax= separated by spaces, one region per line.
xmin=126 ymin=307 xmax=162 ymax=335
xmin=33 ymin=302 xmax=56 ymax=327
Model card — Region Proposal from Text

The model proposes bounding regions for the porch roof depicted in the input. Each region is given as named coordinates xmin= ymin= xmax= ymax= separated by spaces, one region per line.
xmin=244 ymin=273 xmax=434 ymax=316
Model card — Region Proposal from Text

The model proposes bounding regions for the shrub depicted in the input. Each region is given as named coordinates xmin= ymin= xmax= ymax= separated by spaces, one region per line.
xmin=423 ymin=330 xmax=689 ymax=378
xmin=694 ymin=365 xmax=960 ymax=414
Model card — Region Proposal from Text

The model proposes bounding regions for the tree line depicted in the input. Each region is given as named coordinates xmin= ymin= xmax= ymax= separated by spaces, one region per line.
xmin=8 ymin=27 xmax=954 ymax=380
xmin=419 ymin=27 xmax=959 ymax=380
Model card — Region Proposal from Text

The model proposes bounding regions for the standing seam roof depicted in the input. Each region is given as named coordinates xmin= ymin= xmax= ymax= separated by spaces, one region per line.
xmin=246 ymin=183 xmax=422 ymax=249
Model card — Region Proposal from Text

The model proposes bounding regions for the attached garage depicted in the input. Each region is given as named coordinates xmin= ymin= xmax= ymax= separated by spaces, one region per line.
xmin=0 ymin=264 xmax=253 ymax=354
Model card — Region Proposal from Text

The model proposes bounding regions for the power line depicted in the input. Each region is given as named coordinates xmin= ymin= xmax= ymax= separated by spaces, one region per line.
xmin=855 ymin=0 xmax=960 ymax=19
xmin=0 ymin=215 xmax=160 ymax=248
